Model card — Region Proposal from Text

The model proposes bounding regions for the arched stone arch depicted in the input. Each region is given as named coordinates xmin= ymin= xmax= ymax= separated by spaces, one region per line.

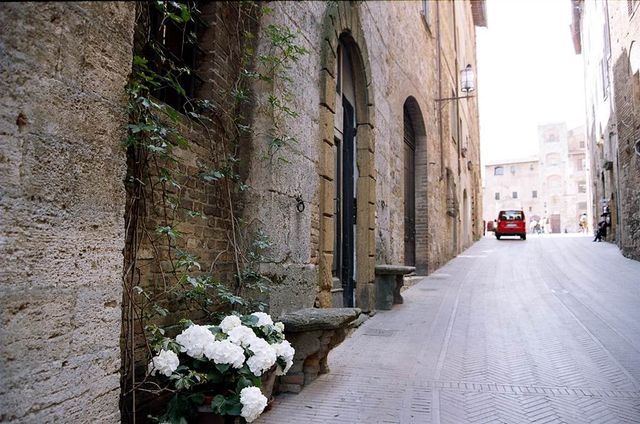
xmin=402 ymin=97 xmax=428 ymax=273
xmin=317 ymin=2 xmax=376 ymax=310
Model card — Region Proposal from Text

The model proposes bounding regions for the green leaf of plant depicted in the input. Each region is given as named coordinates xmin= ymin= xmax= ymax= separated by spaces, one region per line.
xmin=210 ymin=395 xmax=226 ymax=414
xmin=225 ymin=401 xmax=242 ymax=416
xmin=236 ymin=376 xmax=253 ymax=391
xmin=188 ymin=393 xmax=205 ymax=406
xmin=215 ymin=363 xmax=230 ymax=374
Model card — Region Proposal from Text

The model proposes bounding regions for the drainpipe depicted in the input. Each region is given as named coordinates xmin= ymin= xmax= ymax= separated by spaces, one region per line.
xmin=436 ymin=0 xmax=444 ymax=181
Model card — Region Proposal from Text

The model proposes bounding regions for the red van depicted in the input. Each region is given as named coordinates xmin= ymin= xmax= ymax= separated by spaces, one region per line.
xmin=495 ymin=210 xmax=526 ymax=240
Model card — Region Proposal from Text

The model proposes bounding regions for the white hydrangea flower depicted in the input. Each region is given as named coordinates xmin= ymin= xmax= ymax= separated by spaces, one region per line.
xmin=246 ymin=337 xmax=277 ymax=376
xmin=250 ymin=312 xmax=274 ymax=327
xmin=203 ymin=340 xmax=245 ymax=369
xmin=227 ymin=325 xmax=258 ymax=347
xmin=274 ymin=322 xmax=285 ymax=333
xmin=148 ymin=349 xmax=180 ymax=377
xmin=219 ymin=315 xmax=242 ymax=334
xmin=272 ymin=340 xmax=295 ymax=376
xmin=240 ymin=386 xmax=268 ymax=423
xmin=175 ymin=324 xmax=216 ymax=358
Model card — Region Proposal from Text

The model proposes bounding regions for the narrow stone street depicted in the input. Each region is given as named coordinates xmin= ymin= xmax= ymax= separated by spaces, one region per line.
xmin=258 ymin=235 xmax=640 ymax=423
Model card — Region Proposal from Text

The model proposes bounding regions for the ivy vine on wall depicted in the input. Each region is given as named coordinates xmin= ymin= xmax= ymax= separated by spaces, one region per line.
xmin=120 ymin=1 xmax=307 ymax=421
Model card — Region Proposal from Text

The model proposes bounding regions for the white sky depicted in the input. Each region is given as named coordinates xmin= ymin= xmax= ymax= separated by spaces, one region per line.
xmin=477 ymin=0 xmax=585 ymax=165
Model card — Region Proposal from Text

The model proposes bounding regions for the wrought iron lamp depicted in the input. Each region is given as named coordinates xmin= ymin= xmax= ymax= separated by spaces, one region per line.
xmin=436 ymin=64 xmax=476 ymax=102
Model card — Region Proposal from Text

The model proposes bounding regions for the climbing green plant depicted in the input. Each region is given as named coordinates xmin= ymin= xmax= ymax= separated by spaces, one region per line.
xmin=121 ymin=1 xmax=307 ymax=422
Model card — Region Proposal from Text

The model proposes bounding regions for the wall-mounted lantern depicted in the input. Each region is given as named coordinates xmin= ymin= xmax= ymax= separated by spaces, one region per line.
xmin=436 ymin=64 xmax=476 ymax=103
xmin=460 ymin=64 xmax=475 ymax=93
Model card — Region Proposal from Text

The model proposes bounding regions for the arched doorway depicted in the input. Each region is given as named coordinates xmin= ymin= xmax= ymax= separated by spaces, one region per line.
xmin=403 ymin=103 xmax=416 ymax=266
xmin=317 ymin=2 xmax=376 ymax=310
xmin=402 ymin=97 xmax=427 ymax=273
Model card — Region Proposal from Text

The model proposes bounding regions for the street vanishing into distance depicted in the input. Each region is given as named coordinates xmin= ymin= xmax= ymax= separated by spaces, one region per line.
xmin=258 ymin=235 xmax=640 ymax=423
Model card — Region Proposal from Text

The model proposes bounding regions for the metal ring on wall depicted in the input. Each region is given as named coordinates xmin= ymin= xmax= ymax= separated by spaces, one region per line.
xmin=295 ymin=196 xmax=305 ymax=213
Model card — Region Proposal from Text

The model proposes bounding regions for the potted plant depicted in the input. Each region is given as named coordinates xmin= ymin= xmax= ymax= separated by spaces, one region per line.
xmin=148 ymin=312 xmax=295 ymax=423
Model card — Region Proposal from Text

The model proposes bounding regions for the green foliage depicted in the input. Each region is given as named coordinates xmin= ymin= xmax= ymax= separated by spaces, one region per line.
xmin=123 ymin=1 xmax=306 ymax=419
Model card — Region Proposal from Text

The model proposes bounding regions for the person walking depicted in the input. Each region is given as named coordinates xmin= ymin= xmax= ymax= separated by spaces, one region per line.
xmin=579 ymin=212 xmax=588 ymax=233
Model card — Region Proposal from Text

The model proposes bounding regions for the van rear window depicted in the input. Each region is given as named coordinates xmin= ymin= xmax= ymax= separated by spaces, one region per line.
xmin=499 ymin=211 xmax=523 ymax=221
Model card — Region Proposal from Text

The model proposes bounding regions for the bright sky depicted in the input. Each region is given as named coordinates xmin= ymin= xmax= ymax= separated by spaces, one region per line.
xmin=477 ymin=0 xmax=585 ymax=165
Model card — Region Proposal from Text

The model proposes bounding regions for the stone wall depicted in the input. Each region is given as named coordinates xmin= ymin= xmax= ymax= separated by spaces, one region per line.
xmin=0 ymin=2 xmax=134 ymax=422
xmin=608 ymin=3 xmax=640 ymax=260
xmin=244 ymin=0 xmax=484 ymax=313
xmin=242 ymin=1 xmax=327 ymax=315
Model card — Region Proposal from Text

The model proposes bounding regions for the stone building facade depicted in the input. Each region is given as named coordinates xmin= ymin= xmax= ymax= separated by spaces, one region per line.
xmin=0 ymin=1 xmax=485 ymax=422
xmin=572 ymin=0 xmax=640 ymax=259
xmin=483 ymin=123 xmax=590 ymax=233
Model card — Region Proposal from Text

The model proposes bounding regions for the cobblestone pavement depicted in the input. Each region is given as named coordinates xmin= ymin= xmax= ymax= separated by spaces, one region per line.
xmin=257 ymin=235 xmax=640 ymax=423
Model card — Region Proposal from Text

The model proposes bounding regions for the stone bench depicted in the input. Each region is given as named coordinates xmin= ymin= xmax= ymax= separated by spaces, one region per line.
xmin=276 ymin=308 xmax=363 ymax=393
xmin=374 ymin=265 xmax=416 ymax=310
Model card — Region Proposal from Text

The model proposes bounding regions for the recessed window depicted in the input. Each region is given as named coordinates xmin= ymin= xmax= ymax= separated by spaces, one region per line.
xmin=545 ymin=132 xmax=559 ymax=143
xmin=495 ymin=192 xmax=500 ymax=200
xmin=532 ymin=190 xmax=538 ymax=198
xmin=546 ymin=153 xmax=561 ymax=166
xmin=141 ymin=1 xmax=204 ymax=112
xmin=510 ymin=166 xmax=516 ymax=174
xmin=578 ymin=181 xmax=587 ymax=193
xmin=421 ymin=0 xmax=432 ymax=30
xmin=494 ymin=166 xmax=504 ymax=176
xmin=512 ymin=191 xmax=518 ymax=199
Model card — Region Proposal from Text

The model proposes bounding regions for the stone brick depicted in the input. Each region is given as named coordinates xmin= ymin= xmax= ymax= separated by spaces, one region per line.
xmin=279 ymin=374 xmax=305 ymax=385
xmin=319 ymin=69 xmax=337 ymax=113
xmin=320 ymin=177 xmax=335 ymax=217
xmin=278 ymin=383 xmax=302 ymax=394
xmin=321 ymin=214 xmax=335 ymax=253
xmin=319 ymin=105 xmax=336 ymax=145
xmin=320 ymin=139 xmax=335 ymax=179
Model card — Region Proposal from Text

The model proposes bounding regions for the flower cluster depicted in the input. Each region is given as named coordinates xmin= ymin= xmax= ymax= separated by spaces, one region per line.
xmin=148 ymin=349 xmax=180 ymax=377
xmin=148 ymin=312 xmax=294 ymax=423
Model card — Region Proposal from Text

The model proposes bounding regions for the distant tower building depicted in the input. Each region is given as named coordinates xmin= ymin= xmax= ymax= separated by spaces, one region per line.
xmin=483 ymin=123 xmax=590 ymax=234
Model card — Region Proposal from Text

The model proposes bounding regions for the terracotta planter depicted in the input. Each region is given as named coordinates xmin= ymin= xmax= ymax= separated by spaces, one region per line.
xmin=261 ymin=367 xmax=278 ymax=404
